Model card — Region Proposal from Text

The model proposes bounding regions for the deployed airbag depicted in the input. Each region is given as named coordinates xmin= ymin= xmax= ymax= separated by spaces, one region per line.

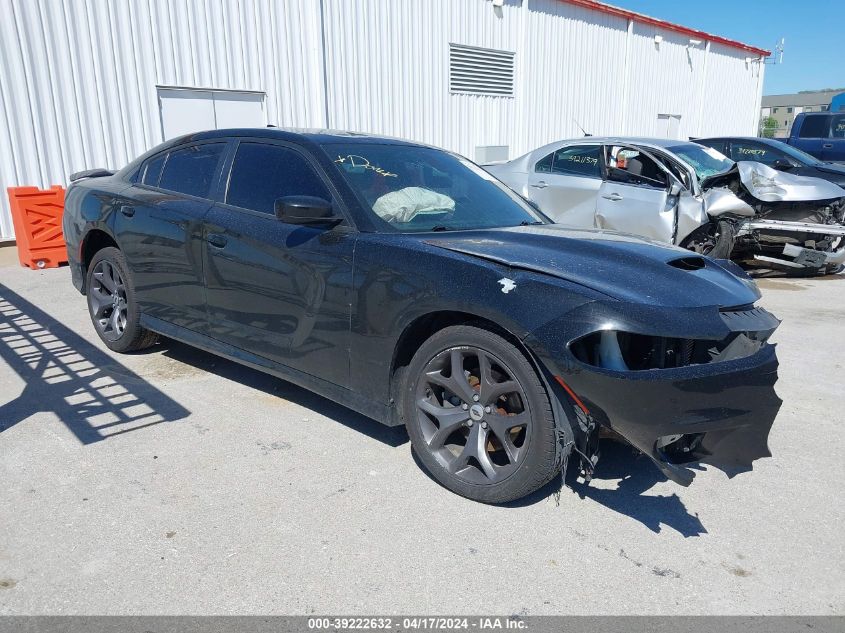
xmin=372 ymin=187 xmax=455 ymax=223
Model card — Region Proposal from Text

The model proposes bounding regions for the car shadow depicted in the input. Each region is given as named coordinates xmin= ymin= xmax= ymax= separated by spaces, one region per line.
xmin=502 ymin=441 xmax=707 ymax=537
xmin=155 ymin=340 xmax=409 ymax=448
xmin=0 ymin=283 xmax=190 ymax=443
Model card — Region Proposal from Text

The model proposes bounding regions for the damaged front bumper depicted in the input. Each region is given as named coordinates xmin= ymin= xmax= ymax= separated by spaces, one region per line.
xmin=530 ymin=302 xmax=783 ymax=486
xmin=569 ymin=344 xmax=780 ymax=485
xmin=737 ymin=219 xmax=845 ymax=270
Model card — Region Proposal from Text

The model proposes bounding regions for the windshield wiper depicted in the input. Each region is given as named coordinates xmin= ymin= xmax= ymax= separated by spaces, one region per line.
xmin=520 ymin=220 xmax=544 ymax=226
xmin=430 ymin=225 xmax=451 ymax=232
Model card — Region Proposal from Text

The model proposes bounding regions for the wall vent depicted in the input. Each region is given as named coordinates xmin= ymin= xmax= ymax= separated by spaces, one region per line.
xmin=449 ymin=44 xmax=515 ymax=97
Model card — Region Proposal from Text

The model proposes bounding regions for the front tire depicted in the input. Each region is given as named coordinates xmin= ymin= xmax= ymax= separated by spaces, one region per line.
xmin=85 ymin=247 xmax=158 ymax=353
xmin=682 ymin=219 xmax=735 ymax=259
xmin=401 ymin=325 xmax=561 ymax=503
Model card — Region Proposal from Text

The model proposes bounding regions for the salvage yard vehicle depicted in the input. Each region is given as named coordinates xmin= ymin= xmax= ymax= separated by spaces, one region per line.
xmin=786 ymin=112 xmax=845 ymax=163
xmin=696 ymin=136 xmax=845 ymax=189
xmin=64 ymin=128 xmax=782 ymax=503
xmin=486 ymin=138 xmax=845 ymax=274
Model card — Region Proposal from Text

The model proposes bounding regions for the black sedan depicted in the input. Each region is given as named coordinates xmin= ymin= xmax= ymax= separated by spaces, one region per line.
xmin=63 ymin=128 xmax=782 ymax=503
xmin=697 ymin=136 xmax=845 ymax=188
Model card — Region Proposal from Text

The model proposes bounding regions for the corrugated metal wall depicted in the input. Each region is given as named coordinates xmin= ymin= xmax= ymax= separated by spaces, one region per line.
xmin=0 ymin=0 xmax=326 ymax=240
xmin=519 ymin=0 xmax=631 ymax=150
xmin=0 ymin=0 xmax=765 ymax=240
xmin=322 ymin=0 xmax=525 ymax=157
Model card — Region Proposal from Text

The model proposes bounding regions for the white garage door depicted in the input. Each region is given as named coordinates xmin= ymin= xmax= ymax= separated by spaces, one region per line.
xmin=158 ymin=88 xmax=266 ymax=140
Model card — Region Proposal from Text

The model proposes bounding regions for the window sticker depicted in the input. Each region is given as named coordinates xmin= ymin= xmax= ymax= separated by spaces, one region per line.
xmin=560 ymin=154 xmax=598 ymax=166
xmin=738 ymin=148 xmax=767 ymax=155
xmin=335 ymin=154 xmax=397 ymax=178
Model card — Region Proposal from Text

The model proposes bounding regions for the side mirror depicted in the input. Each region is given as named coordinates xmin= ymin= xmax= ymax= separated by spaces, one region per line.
xmin=772 ymin=158 xmax=794 ymax=171
xmin=669 ymin=181 xmax=683 ymax=197
xmin=274 ymin=196 xmax=338 ymax=225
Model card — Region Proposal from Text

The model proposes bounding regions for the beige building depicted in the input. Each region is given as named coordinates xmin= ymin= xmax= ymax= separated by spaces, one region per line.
xmin=760 ymin=89 xmax=843 ymax=137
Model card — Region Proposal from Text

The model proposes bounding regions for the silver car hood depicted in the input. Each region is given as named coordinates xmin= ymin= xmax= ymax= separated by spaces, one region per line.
xmin=734 ymin=161 xmax=845 ymax=202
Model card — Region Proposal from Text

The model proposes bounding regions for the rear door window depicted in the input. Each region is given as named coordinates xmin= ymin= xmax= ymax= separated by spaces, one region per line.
xmin=550 ymin=145 xmax=602 ymax=178
xmin=158 ymin=143 xmax=226 ymax=198
xmin=225 ymin=142 xmax=331 ymax=214
xmin=798 ymin=115 xmax=832 ymax=139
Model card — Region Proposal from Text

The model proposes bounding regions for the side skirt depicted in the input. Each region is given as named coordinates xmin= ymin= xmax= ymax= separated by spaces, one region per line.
xmin=140 ymin=315 xmax=397 ymax=426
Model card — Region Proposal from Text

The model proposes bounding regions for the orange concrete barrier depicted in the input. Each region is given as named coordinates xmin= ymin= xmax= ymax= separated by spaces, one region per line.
xmin=7 ymin=185 xmax=67 ymax=269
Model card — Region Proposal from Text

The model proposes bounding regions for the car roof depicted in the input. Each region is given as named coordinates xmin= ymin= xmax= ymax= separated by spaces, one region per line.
xmin=580 ymin=137 xmax=694 ymax=149
xmin=521 ymin=137 xmax=696 ymax=160
xmin=168 ymin=127 xmax=434 ymax=149
xmin=696 ymin=136 xmax=784 ymax=144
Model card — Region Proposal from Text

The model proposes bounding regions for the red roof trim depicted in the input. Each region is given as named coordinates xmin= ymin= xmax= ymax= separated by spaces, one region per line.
xmin=561 ymin=0 xmax=771 ymax=57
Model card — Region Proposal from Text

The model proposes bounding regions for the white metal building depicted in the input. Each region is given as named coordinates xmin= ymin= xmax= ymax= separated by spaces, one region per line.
xmin=0 ymin=0 xmax=769 ymax=241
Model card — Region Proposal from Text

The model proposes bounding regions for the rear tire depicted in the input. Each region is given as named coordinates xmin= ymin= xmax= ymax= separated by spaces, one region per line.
xmin=85 ymin=247 xmax=158 ymax=353
xmin=401 ymin=325 xmax=561 ymax=503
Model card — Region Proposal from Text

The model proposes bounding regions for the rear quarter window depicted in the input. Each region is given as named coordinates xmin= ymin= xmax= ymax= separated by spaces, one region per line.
xmin=535 ymin=152 xmax=554 ymax=173
xmin=141 ymin=153 xmax=167 ymax=187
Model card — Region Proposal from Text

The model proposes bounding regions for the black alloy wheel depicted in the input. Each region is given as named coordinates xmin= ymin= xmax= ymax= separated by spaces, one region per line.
xmin=416 ymin=345 xmax=530 ymax=485
xmin=85 ymin=247 xmax=158 ymax=353
xmin=403 ymin=325 xmax=563 ymax=503
xmin=88 ymin=258 xmax=129 ymax=342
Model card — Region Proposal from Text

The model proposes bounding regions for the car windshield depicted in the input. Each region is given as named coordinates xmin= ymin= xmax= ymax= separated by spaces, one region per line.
xmin=667 ymin=143 xmax=735 ymax=180
xmin=324 ymin=143 xmax=547 ymax=232
xmin=767 ymin=140 xmax=822 ymax=166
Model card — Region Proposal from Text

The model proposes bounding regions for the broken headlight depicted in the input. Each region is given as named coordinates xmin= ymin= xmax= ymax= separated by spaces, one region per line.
xmin=569 ymin=328 xmax=772 ymax=371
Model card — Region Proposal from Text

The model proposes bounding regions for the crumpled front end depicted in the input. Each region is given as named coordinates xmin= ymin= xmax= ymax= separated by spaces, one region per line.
xmin=529 ymin=300 xmax=783 ymax=485
xmin=735 ymin=161 xmax=845 ymax=202
xmin=702 ymin=161 xmax=845 ymax=272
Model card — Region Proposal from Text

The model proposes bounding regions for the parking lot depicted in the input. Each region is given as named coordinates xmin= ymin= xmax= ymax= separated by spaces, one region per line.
xmin=0 ymin=252 xmax=842 ymax=616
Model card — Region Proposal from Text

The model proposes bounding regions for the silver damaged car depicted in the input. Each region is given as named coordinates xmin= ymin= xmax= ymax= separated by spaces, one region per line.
xmin=486 ymin=138 xmax=845 ymax=274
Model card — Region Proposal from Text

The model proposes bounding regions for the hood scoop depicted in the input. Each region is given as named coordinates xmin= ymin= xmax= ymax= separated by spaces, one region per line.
xmin=667 ymin=256 xmax=706 ymax=271
xmin=423 ymin=225 xmax=761 ymax=308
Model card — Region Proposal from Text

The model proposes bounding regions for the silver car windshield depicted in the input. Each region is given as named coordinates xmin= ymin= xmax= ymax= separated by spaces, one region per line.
xmin=667 ymin=143 xmax=735 ymax=180
xmin=325 ymin=143 xmax=547 ymax=232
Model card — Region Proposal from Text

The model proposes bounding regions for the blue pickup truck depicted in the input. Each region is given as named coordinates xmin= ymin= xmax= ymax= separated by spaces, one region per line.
xmin=787 ymin=112 xmax=845 ymax=163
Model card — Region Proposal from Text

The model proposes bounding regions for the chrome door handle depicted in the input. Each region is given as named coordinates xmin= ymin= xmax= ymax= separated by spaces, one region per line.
xmin=530 ymin=181 xmax=548 ymax=189
xmin=823 ymin=143 xmax=833 ymax=149
xmin=602 ymin=193 xmax=623 ymax=201
xmin=207 ymin=233 xmax=228 ymax=248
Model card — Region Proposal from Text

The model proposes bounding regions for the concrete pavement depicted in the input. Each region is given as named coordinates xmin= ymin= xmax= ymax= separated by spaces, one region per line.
xmin=0 ymin=260 xmax=842 ymax=615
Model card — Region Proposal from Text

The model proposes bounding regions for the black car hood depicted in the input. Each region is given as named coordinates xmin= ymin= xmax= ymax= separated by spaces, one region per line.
xmin=424 ymin=225 xmax=760 ymax=308
xmin=813 ymin=162 xmax=845 ymax=178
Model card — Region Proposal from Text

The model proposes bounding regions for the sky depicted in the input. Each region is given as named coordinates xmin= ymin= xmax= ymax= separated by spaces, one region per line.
xmin=610 ymin=0 xmax=845 ymax=95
